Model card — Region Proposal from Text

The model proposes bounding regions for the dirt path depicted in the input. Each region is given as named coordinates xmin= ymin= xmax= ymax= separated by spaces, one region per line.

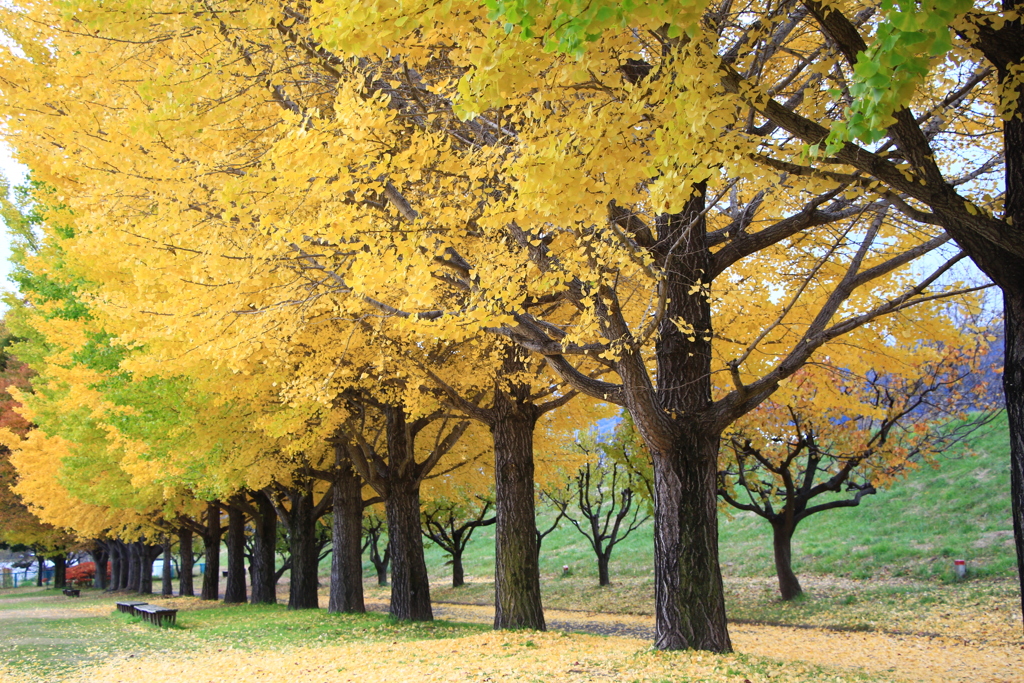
xmin=366 ymin=600 xmax=1024 ymax=683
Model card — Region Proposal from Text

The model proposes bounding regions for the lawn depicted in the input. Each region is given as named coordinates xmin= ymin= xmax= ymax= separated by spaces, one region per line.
xmin=0 ymin=589 xmax=922 ymax=682
xmin=415 ymin=412 xmax=1017 ymax=593
xmin=0 ymin=414 xmax=1018 ymax=682
xmin=1 ymin=582 xmax=1021 ymax=682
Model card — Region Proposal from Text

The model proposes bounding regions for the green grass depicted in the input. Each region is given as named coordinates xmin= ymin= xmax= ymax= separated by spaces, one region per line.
xmin=0 ymin=590 xmax=486 ymax=680
xmin=4 ymin=410 xmax=1007 ymax=680
xmin=0 ymin=586 xmax=49 ymax=602
xmin=409 ymin=412 xmax=1016 ymax=594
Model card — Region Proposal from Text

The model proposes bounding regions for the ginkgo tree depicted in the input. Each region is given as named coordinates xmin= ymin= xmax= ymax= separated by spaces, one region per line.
xmin=720 ymin=340 xmax=1002 ymax=600
xmin=481 ymin=0 xmax=1023 ymax=628
xmin=0 ymin=175 xmax=352 ymax=609
xmin=0 ymin=320 xmax=80 ymax=576
xmin=0 ymin=0 xmax=996 ymax=652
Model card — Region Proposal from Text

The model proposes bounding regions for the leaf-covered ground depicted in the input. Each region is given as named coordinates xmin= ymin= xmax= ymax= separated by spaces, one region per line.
xmin=0 ymin=586 xmax=1020 ymax=683
xmin=417 ymin=601 xmax=1024 ymax=683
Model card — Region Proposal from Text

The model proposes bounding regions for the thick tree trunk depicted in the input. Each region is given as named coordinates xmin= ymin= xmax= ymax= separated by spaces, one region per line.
xmin=452 ymin=547 xmax=465 ymax=588
xmin=50 ymin=555 xmax=66 ymax=589
xmin=373 ymin=544 xmax=389 ymax=586
xmin=201 ymin=501 xmax=222 ymax=601
xmin=329 ymin=461 xmax=366 ymax=614
xmin=771 ymin=519 xmax=803 ymax=600
xmin=138 ymin=543 xmax=156 ymax=595
xmin=161 ymin=537 xmax=174 ymax=597
xmin=92 ymin=546 xmax=109 ymax=590
xmin=250 ymin=491 xmax=278 ymax=605
xmin=623 ymin=188 xmax=731 ymax=651
xmin=491 ymin=401 xmax=544 ymax=631
xmin=138 ymin=544 xmax=151 ymax=593
xmin=118 ymin=542 xmax=130 ymax=590
xmin=1001 ymin=34 xmax=1024 ymax=629
xmin=648 ymin=437 xmax=731 ymax=650
xmin=108 ymin=543 xmax=122 ymax=591
xmin=1005 ymin=285 xmax=1024 ymax=626
xmin=178 ymin=527 xmax=195 ymax=597
xmin=597 ymin=553 xmax=610 ymax=587
xmin=286 ymin=489 xmax=320 ymax=610
xmin=224 ymin=505 xmax=247 ymax=604
xmin=386 ymin=482 xmax=433 ymax=621
xmin=126 ymin=543 xmax=140 ymax=593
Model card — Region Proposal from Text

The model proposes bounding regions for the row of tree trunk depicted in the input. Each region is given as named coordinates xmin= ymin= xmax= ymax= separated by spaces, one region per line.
xmin=94 ymin=539 xmax=165 ymax=594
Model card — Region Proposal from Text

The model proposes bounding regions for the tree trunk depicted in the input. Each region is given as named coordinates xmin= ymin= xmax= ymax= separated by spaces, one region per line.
xmin=451 ymin=547 xmax=465 ymax=588
xmin=118 ymin=541 xmax=130 ymax=590
xmin=620 ymin=189 xmax=731 ymax=652
xmin=250 ymin=491 xmax=278 ymax=605
xmin=108 ymin=543 xmax=122 ymax=591
xmin=178 ymin=527 xmax=195 ymax=597
xmin=201 ymin=501 xmax=222 ymax=601
xmin=373 ymin=543 xmax=389 ymax=586
xmin=138 ymin=542 xmax=155 ymax=595
xmin=386 ymin=481 xmax=432 ymax=621
xmin=1005 ymin=284 xmax=1024 ymax=626
xmin=491 ymin=401 xmax=544 ymax=631
xmin=224 ymin=505 xmax=247 ymax=604
xmin=286 ymin=489 xmax=320 ymax=610
xmin=138 ymin=544 xmax=151 ymax=593
xmin=647 ymin=436 xmax=731 ymax=650
xmin=126 ymin=543 xmax=140 ymax=593
xmin=1002 ymin=41 xmax=1024 ymax=628
xmin=50 ymin=555 xmax=66 ymax=589
xmin=161 ymin=537 xmax=174 ymax=596
xmin=597 ymin=552 xmax=610 ymax=587
xmin=35 ymin=556 xmax=43 ymax=587
xmin=329 ymin=461 xmax=366 ymax=614
xmin=771 ymin=519 xmax=803 ymax=600
xmin=92 ymin=546 xmax=109 ymax=590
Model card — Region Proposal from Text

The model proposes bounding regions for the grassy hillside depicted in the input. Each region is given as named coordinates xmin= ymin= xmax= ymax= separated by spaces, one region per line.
xmin=410 ymin=411 xmax=1016 ymax=592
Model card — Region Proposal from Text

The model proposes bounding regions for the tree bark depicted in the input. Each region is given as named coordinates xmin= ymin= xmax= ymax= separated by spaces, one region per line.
xmin=771 ymin=519 xmax=803 ymax=600
xmin=249 ymin=491 xmax=278 ymax=605
xmin=491 ymin=395 xmax=544 ymax=630
xmin=1006 ymin=284 xmax=1024 ymax=625
xmin=161 ymin=537 xmax=174 ymax=596
xmin=201 ymin=501 xmax=222 ymax=601
xmin=647 ymin=434 xmax=730 ymax=650
xmin=451 ymin=539 xmax=467 ymax=588
xmin=35 ymin=556 xmax=43 ymax=587
xmin=50 ymin=554 xmax=66 ymax=589
xmin=597 ymin=552 xmax=610 ymax=587
xmin=285 ymin=488 xmax=321 ymax=610
xmin=329 ymin=460 xmax=366 ymax=613
xmin=999 ymin=17 xmax=1024 ymax=625
xmin=178 ymin=526 xmax=195 ymax=597
xmin=118 ymin=541 xmax=130 ymax=590
xmin=126 ymin=543 xmax=140 ymax=593
xmin=138 ymin=542 xmax=158 ymax=596
xmin=385 ymin=480 xmax=433 ymax=621
xmin=136 ymin=543 xmax=150 ymax=595
xmin=224 ymin=505 xmax=247 ymax=603
xmin=92 ymin=545 xmax=109 ymax=590
xmin=625 ymin=188 xmax=731 ymax=651
xmin=108 ymin=542 xmax=122 ymax=592
xmin=371 ymin=541 xmax=389 ymax=586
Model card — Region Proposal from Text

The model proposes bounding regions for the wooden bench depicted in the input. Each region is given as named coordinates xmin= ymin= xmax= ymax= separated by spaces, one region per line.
xmin=62 ymin=588 xmax=80 ymax=597
xmin=116 ymin=601 xmax=149 ymax=615
xmin=134 ymin=604 xmax=178 ymax=627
